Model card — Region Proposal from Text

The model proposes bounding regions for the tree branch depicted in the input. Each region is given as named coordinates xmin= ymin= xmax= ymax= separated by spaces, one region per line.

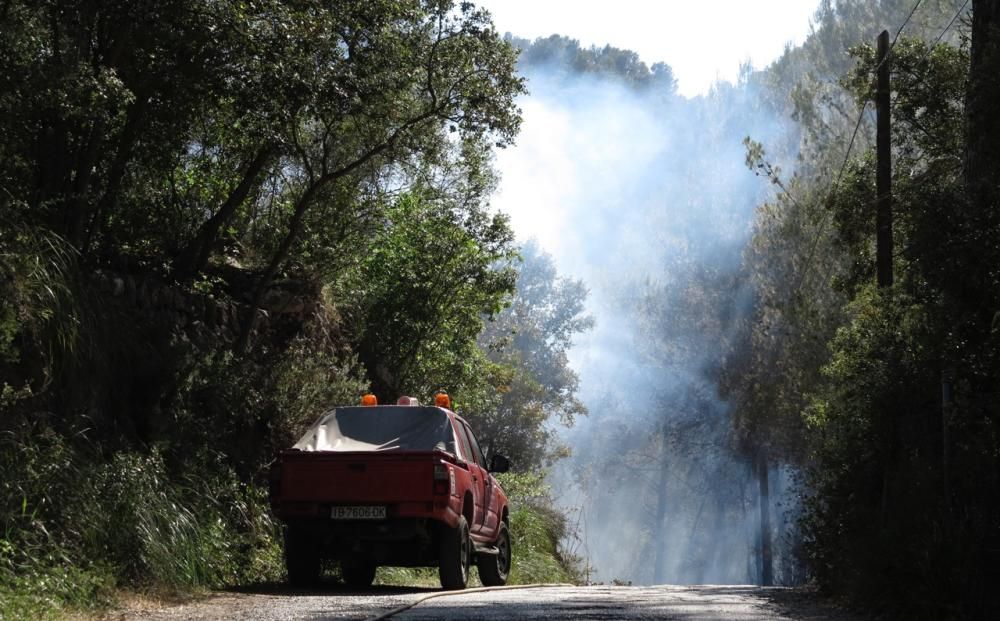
xmin=174 ymin=144 xmax=275 ymax=277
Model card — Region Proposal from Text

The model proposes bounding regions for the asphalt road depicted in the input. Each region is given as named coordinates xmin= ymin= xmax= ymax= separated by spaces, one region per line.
xmin=110 ymin=584 xmax=861 ymax=621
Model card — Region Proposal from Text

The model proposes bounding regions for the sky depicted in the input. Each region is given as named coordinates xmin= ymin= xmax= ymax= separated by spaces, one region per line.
xmin=476 ymin=0 xmax=819 ymax=97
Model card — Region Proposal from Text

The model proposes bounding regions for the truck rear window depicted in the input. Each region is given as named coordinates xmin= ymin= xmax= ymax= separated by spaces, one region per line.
xmin=292 ymin=406 xmax=457 ymax=453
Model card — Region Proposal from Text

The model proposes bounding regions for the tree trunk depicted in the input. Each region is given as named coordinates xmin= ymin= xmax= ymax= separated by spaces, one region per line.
xmin=65 ymin=118 xmax=106 ymax=249
xmin=83 ymin=96 xmax=149 ymax=259
xmin=235 ymin=183 xmax=318 ymax=353
xmin=174 ymin=145 xmax=274 ymax=277
xmin=967 ymin=0 xmax=1000 ymax=209
xmin=652 ymin=422 xmax=671 ymax=584
xmin=757 ymin=453 xmax=773 ymax=586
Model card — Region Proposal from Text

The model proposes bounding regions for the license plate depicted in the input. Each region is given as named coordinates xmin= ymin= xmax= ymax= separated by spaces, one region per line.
xmin=331 ymin=505 xmax=386 ymax=520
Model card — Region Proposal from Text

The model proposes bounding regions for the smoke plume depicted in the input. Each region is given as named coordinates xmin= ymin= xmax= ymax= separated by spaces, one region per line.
xmin=490 ymin=49 xmax=802 ymax=584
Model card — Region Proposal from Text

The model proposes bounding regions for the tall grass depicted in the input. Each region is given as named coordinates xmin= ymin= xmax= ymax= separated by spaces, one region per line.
xmin=496 ymin=472 xmax=587 ymax=585
xmin=0 ymin=213 xmax=83 ymax=381
xmin=0 ymin=422 xmax=285 ymax=621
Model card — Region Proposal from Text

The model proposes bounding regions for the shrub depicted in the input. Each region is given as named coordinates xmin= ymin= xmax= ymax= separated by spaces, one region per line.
xmin=0 ymin=418 xmax=285 ymax=619
xmin=497 ymin=471 xmax=586 ymax=585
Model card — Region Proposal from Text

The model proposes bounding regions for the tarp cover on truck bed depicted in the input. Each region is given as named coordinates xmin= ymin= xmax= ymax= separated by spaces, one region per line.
xmin=292 ymin=406 xmax=457 ymax=453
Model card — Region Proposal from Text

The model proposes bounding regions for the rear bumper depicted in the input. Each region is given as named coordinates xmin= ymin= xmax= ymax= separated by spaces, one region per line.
xmin=281 ymin=515 xmax=455 ymax=566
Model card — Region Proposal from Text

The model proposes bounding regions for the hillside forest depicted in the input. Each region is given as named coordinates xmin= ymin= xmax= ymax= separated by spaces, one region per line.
xmin=2 ymin=1 xmax=1000 ymax=620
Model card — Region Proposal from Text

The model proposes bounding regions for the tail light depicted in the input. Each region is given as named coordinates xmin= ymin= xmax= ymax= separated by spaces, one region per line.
xmin=433 ymin=464 xmax=450 ymax=495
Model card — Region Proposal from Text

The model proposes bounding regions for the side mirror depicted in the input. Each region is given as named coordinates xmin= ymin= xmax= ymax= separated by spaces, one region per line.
xmin=488 ymin=454 xmax=510 ymax=474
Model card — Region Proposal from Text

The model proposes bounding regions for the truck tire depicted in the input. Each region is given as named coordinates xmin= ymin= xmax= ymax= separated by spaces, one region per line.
xmin=476 ymin=521 xmax=511 ymax=586
xmin=341 ymin=558 xmax=377 ymax=589
xmin=438 ymin=515 xmax=471 ymax=590
xmin=284 ymin=525 xmax=320 ymax=588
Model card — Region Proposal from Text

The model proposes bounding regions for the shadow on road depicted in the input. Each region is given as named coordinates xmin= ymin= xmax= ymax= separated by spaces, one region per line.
xmin=225 ymin=579 xmax=440 ymax=598
xmin=752 ymin=586 xmax=867 ymax=620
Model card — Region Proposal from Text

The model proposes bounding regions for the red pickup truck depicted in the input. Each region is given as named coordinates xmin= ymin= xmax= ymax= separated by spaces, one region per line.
xmin=268 ymin=394 xmax=512 ymax=590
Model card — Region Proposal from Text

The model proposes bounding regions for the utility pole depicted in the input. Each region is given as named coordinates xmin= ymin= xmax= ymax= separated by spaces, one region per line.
xmin=876 ymin=29 xmax=893 ymax=288
xmin=875 ymin=28 xmax=895 ymax=528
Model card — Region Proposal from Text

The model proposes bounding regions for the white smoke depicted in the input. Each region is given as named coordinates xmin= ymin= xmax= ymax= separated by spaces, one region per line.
xmin=490 ymin=54 xmax=803 ymax=585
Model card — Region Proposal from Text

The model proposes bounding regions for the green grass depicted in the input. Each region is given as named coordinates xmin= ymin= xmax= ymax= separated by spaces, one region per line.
xmin=0 ymin=431 xmax=285 ymax=621
xmin=0 ymin=540 xmax=115 ymax=621
xmin=497 ymin=471 xmax=587 ymax=585
xmin=374 ymin=566 xmax=441 ymax=587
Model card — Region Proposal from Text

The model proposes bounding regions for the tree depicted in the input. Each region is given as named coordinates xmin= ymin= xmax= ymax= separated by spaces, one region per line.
xmin=507 ymin=34 xmax=677 ymax=96
xmin=768 ymin=23 xmax=1000 ymax=615
xmin=478 ymin=241 xmax=593 ymax=468
xmin=340 ymin=191 xmax=516 ymax=402
xmin=0 ymin=1 xmax=525 ymax=284
xmin=230 ymin=1 xmax=524 ymax=349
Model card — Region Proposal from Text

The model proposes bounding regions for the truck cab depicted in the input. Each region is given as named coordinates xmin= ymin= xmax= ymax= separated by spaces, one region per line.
xmin=269 ymin=394 xmax=512 ymax=590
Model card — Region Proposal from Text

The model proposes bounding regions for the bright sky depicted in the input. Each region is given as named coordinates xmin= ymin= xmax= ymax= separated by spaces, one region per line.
xmin=476 ymin=0 xmax=819 ymax=97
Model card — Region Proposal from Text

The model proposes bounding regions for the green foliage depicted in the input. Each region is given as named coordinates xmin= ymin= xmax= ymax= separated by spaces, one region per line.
xmin=478 ymin=242 xmax=593 ymax=468
xmin=269 ymin=331 xmax=370 ymax=445
xmin=341 ymin=191 xmax=517 ymax=400
xmin=723 ymin=147 xmax=848 ymax=461
xmin=0 ymin=213 xmax=82 ymax=381
xmin=800 ymin=287 xmax=960 ymax=616
xmin=0 ymin=0 xmax=526 ymax=287
xmin=373 ymin=566 xmax=440 ymax=588
xmin=0 ymin=554 xmax=114 ymax=621
xmin=791 ymin=30 xmax=999 ymax=614
xmin=0 ymin=423 xmax=117 ymax=621
xmin=168 ymin=326 xmax=368 ymax=464
xmin=496 ymin=472 xmax=587 ymax=585
xmin=93 ymin=452 xmax=283 ymax=588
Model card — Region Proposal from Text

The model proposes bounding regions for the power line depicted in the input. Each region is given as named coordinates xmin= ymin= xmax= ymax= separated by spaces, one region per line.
xmin=787 ymin=0 xmax=960 ymax=298
xmin=790 ymin=100 xmax=869 ymax=300
xmin=759 ymin=0 xmax=969 ymax=306
xmin=894 ymin=0 xmax=971 ymax=89
xmin=906 ymin=0 xmax=971 ymax=79
xmin=931 ymin=0 xmax=970 ymax=47
xmin=876 ymin=0 xmax=925 ymax=74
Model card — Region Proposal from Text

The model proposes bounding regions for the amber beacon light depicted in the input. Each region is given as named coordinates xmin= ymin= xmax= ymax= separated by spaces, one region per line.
xmin=360 ymin=394 xmax=378 ymax=406
xmin=434 ymin=393 xmax=451 ymax=409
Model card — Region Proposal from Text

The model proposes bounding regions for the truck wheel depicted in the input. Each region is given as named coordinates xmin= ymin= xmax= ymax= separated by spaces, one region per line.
xmin=476 ymin=522 xmax=511 ymax=586
xmin=341 ymin=558 xmax=377 ymax=589
xmin=284 ymin=525 xmax=320 ymax=588
xmin=438 ymin=515 xmax=471 ymax=590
